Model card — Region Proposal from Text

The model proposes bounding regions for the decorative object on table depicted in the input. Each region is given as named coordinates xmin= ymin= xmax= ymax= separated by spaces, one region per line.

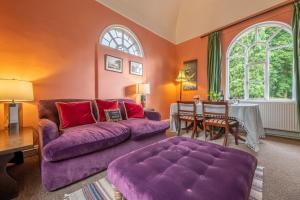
xmin=136 ymin=83 xmax=150 ymax=108
xmin=208 ymin=91 xmax=221 ymax=101
xmin=104 ymin=109 xmax=122 ymax=122
xmin=182 ymin=59 xmax=197 ymax=90
xmin=193 ymin=95 xmax=200 ymax=104
xmin=177 ymin=101 xmax=203 ymax=138
xmin=0 ymin=79 xmax=34 ymax=132
xmin=0 ymin=127 xmax=34 ymax=199
xmin=202 ymin=101 xmax=245 ymax=146
xmin=129 ymin=61 xmax=143 ymax=76
xmin=176 ymin=70 xmax=187 ymax=101
xmin=105 ymin=55 xmax=123 ymax=73
xmin=65 ymin=165 xmax=263 ymax=200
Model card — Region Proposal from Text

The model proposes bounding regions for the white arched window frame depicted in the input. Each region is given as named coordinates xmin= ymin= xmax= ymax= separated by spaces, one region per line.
xmin=226 ymin=21 xmax=295 ymax=101
xmin=100 ymin=25 xmax=144 ymax=57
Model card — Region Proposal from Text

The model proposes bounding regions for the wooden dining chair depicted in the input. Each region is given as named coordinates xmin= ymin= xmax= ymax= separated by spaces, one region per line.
xmin=177 ymin=101 xmax=203 ymax=138
xmin=202 ymin=101 xmax=244 ymax=146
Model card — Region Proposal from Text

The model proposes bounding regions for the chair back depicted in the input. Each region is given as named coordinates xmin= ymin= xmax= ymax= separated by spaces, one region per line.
xmin=177 ymin=101 xmax=197 ymax=118
xmin=202 ymin=101 xmax=229 ymax=123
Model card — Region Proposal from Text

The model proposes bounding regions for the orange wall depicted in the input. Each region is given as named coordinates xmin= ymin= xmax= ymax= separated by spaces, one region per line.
xmin=176 ymin=4 xmax=292 ymax=101
xmin=0 ymin=0 xmax=177 ymax=129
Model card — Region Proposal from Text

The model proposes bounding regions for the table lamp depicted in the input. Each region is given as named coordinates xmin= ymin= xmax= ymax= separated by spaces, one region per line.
xmin=0 ymin=79 xmax=34 ymax=131
xmin=136 ymin=83 xmax=150 ymax=108
xmin=176 ymin=70 xmax=187 ymax=101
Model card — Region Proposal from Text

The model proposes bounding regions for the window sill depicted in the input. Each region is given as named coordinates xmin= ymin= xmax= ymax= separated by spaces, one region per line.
xmin=239 ymin=99 xmax=296 ymax=104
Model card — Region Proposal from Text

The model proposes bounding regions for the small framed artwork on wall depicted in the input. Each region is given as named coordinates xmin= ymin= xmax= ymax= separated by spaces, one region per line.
xmin=183 ymin=59 xmax=197 ymax=90
xmin=129 ymin=61 xmax=143 ymax=76
xmin=105 ymin=55 xmax=123 ymax=73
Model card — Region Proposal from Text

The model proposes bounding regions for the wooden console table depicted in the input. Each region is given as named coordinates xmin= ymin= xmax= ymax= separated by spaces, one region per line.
xmin=0 ymin=127 xmax=33 ymax=200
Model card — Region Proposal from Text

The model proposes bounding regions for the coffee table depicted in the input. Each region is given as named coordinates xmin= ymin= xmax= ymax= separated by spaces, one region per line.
xmin=107 ymin=136 xmax=257 ymax=200
xmin=0 ymin=127 xmax=34 ymax=200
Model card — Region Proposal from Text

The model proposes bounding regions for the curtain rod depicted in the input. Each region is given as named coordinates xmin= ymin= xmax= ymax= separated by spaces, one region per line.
xmin=200 ymin=0 xmax=297 ymax=38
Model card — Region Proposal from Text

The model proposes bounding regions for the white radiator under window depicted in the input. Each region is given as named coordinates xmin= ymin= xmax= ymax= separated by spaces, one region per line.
xmin=244 ymin=101 xmax=300 ymax=132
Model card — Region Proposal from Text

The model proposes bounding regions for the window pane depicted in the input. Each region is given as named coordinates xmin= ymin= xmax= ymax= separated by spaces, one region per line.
xmin=258 ymin=26 xmax=280 ymax=42
xmin=270 ymin=30 xmax=293 ymax=48
xmin=101 ymin=26 xmax=143 ymax=57
xmin=249 ymin=64 xmax=265 ymax=99
xmin=101 ymin=39 xmax=109 ymax=46
xmin=229 ymin=43 xmax=245 ymax=57
xmin=269 ymin=47 xmax=293 ymax=99
xmin=229 ymin=58 xmax=245 ymax=99
xmin=238 ymin=29 xmax=255 ymax=47
xmin=248 ymin=44 xmax=266 ymax=63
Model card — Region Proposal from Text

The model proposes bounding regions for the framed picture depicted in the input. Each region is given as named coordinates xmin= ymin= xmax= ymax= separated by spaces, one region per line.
xmin=183 ymin=59 xmax=197 ymax=90
xmin=105 ymin=55 xmax=123 ymax=73
xmin=129 ymin=61 xmax=143 ymax=76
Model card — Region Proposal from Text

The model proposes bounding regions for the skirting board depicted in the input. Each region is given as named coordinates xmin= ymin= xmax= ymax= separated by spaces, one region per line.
xmin=265 ymin=128 xmax=300 ymax=140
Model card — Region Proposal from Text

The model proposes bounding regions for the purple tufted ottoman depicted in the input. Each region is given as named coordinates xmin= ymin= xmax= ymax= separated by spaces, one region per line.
xmin=107 ymin=136 xmax=257 ymax=200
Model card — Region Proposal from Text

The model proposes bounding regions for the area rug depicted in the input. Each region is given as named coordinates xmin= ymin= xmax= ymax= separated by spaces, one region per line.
xmin=64 ymin=166 xmax=264 ymax=200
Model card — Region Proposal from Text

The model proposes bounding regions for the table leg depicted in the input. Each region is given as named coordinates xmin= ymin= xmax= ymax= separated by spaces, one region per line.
xmin=0 ymin=153 xmax=19 ymax=200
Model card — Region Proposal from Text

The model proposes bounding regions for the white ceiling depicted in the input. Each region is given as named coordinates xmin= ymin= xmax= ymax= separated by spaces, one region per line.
xmin=96 ymin=0 xmax=286 ymax=44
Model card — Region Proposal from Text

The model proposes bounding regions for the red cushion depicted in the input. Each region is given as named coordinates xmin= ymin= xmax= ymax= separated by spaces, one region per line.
xmin=124 ymin=102 xmax=144 ymax=119
xmin=95 ymin=99 xmax=119 ymax=121
xmin=56 ymin=101 xmax=96 ymax=129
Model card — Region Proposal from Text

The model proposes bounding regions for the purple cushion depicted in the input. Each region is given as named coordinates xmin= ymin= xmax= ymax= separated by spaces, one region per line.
xmin=107 ymin=136 xmax=257 ymax=200
xmin=43 ymin=122 xmax=130 ymax=161
xmin=118 ymin=118 xmax=170 ymax=140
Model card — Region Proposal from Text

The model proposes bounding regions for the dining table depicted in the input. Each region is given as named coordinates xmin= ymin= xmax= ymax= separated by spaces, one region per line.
xmin=170 ymin=102 xmax=265 ymax=151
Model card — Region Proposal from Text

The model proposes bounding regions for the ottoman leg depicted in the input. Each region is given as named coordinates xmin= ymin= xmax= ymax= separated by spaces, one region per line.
xmin=112 ymin=185 xmax=123 ymax=200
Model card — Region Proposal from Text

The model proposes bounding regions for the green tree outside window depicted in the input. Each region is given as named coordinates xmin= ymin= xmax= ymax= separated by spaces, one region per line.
xmin=228 ymin=22 xmax=294 ymax=100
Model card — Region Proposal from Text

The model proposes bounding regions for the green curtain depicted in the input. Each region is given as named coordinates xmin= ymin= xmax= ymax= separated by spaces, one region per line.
xmin=293 ymin=2 xmax=300 ymax=125
xmin=207 ymin=31 xmax=222 ymax=94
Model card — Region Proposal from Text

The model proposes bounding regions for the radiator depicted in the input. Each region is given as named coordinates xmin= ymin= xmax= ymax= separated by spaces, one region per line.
xmin=244 ymin=101 xmax=300 ymax=132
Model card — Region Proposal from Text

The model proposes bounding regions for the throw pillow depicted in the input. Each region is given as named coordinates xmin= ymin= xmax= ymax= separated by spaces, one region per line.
xmin=95 ymin=99 xmax=119 ymax=122
xmin=56 ymin=101 xmax=96 ymax=130
xmin=124 ymin=102 xmax=145 ymax=119
xmin=104 ymin=109 xmax=123 ymax=122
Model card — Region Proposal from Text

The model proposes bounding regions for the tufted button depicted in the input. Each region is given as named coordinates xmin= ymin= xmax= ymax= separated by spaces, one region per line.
xmin=186 ymin=188 xmax=192 ymax=192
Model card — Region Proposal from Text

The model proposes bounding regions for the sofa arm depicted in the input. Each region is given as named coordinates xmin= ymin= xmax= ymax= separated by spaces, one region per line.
xmin=144 ymin=111 xmax=161 ymax=121
xmin=39 ymin=119 xmax=60 ymax=148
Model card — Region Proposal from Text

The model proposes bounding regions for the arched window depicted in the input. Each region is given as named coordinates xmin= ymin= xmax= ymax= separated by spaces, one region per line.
xmin=100 ymin=25 xmax=144 ymax=57
xmin=226 ymin=22 xmax=294 ymax=100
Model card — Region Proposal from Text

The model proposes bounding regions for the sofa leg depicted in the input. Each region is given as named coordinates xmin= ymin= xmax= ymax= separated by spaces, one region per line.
xmin=112 ymin=185 xmax=123 ymax=200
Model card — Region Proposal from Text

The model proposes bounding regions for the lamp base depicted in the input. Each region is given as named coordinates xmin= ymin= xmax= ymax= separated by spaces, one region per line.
xmin=4 ymin=103 xmax=22 ymax=133
xmin=140 ymin=95 xmax=146 ymax=108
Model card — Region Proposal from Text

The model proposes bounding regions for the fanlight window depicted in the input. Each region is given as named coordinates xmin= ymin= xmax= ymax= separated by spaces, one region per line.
xmin=227 ymin=22 xmax=294 ymax=100
xmin=100 ymin=25 xmax=144 ymax=57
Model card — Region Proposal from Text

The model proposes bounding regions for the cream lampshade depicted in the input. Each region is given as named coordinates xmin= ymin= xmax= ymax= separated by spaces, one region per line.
xmin=0 ymin=79 xmax=33 ymax=102
xmin=136 ymin=83 xmax=150 ymax=95
xmin=136 ymin=83 xmax=150 ymax=108
xmin=176 ymin=70 xmax=187 ymax=101
xmin=0 ymin=79 xmax=34 ymax=132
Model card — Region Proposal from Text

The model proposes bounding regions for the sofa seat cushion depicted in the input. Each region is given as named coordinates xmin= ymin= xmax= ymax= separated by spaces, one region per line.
xmin=118 ymin=118 xmax=169 ymax=140
xmin=43 ymin=122 xmax=130 ymax=162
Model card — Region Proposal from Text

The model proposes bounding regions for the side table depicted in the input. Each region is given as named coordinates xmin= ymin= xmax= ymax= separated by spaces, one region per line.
xmin=0 ymin=127 xmax=34 ymax=200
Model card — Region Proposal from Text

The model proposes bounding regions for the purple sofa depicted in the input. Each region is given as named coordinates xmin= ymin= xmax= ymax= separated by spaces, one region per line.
xmin=38 ymin=99 xmax=169 ymax=191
